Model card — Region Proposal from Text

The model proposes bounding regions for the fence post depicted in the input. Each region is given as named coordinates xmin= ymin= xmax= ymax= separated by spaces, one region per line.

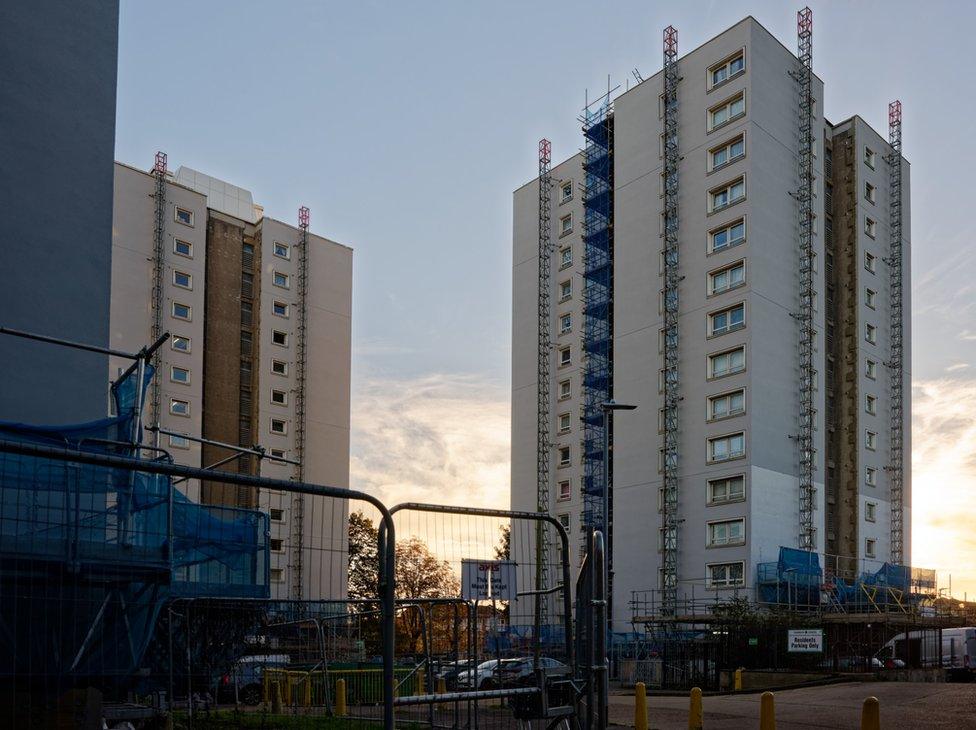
xmin=436 ymin=677 xmax=447 ymax=694
xmin=689 ymin=686 xmax=703 ymax=730
xmin=861 ymin=696 xmax=880 ymax=730
xmin=734 ymin=667 xmax=743 ymax=691
xmin=635 ymin=682 xmax=647 ymax=730
xmin=335 ymin=678 xmax=347 ymax=717
xmin=415 ymin=667 xmax=425 ymax=696
xmin=760 ymin=691 xmax=775 ymax=730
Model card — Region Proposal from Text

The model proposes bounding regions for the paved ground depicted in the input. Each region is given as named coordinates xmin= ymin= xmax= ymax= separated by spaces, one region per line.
xmin=608 ymin=682 xmax=976 ymax=729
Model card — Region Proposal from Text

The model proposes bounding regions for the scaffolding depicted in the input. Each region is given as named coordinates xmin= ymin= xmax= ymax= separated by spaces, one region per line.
xmin=661 ymin=25 xmax=680 ymax=617
xmin=794 ymin=7 xmax=817 ymax=551
xmin=887 ymin=101 xmax=905 ymax=563
xmin=535 ymin=139 xmax=554 ymax=631
xmin=291 ymin=206 xmax=310 ymax=600
xmin=149 ymin=151 xmax=167 ymax=443
xmin=579 ymin=95 xmax=614 ymax=564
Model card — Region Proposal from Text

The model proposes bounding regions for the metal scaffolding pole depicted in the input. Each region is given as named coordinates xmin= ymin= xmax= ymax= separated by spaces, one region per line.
xmin=887 ymin=100 xmax=905 ymax=563
xmin=291 ymin=205 xmax=311 ymax=600
xmin=535 ymin=139 xmax=554 ymax=635
xmin=150 ymin=151 xmax=168 ymax=443
xmin=661 ymin=24 xmax=681 ymax=617
xmin=794 ymin=7 xmax=817 ymax=551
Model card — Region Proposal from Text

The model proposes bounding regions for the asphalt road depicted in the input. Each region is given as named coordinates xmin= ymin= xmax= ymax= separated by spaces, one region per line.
xmin=608 ymin=682 xmax=976 ymax=729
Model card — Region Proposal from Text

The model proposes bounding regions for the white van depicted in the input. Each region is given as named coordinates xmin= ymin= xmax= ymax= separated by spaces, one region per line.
xmin=875 ymin=627 xmax=976 ymax=679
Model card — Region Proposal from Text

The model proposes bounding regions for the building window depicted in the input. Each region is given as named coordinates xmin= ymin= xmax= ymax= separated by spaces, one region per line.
xmin=559 ymin=313 xmax=572 ymax=334
xmin=709 ymin=177 xmax=746 ymax=212
xmin=272 ymin=359 xmax=288 ymax=376
xmin=708 ymin=347 xmax=745 ymax=379
xmin=270 ymin=568 xmax=284 ymax=583
xmin=172 ymin=302 xmax=191 ymax=321
xmin=174 ymin=239 xmax=192 ymax=257
xmin=710 ymin=219 xmax=745 ymax=253
xmin=865 ymin=538 xmax=877 ymax=559
xmin=558 ymin=379 xmax=571 ymax=400
xmin=169 ymin=434 xmax=190 ymax=449
xmin=865 ymin=252 xmax=876 ymax=273
xmin=558 ymin=479 xmax=571 ymax=501
xmin=864 ymin=147 xmax=876 ymax=169
xmin=273 ymin=301 xmax=289 ymax=318
xmin=708 ymin=261 xmax=745 ymax=295
xmin=708 ymin=475 xmax=745 ymax=505
xmin=866 ymin=359 xmax=877 ymax=379
xmin=270 ymin=449 xmax=286 ymax=460
xmin=708 ymin=432 xmax=745 ymax=463
xmin=865 ymin=217 xmax=877 ymax=238
xmin=709 ymin=51 xmax=745 ymax=88
xmin=560 ymin=181 xmax=573 ymax=203
xmin=865 ymin=502 xmax=877 ymax=522
xmin=708 ymin=389 xmax=745 ymax=420
xmin=865 ymin=323 xmax=877 ymax=344
xmin=271 ymin=389 xmax=288 ymax=405
xmin=865 ymin=288 xmax=877 ymax=309
xmin=866 ymin=466 xmax=877 ymax=487
xmin=270 ymin=538 xmax=284 ymax=552
xmin=175 ymin=207 xmax=194 ymax=226
xmin=170 ymin=366 xmax=190 ymax=384
xmin=169 ymin=398 xmax=190 ymax=416
xmin=708 ymin=518 xmax=745 ymax=547
xmin=172 ymin=270 xmax=192 ymax=290
xmin=171 ymin=335 xmax=191 ymax=353
xmin=274 ymin=242 xmax=290 ymax=259
xmin=708 ymin=93 xmax=746 ymax=131
xmin=270 ymin=508 xmax=284 ymax=521
xmin=560 ymin=247 xmax=572 ymax=268
xmin=559 ymin=346 xmax=571 ymax=366
xmin=707 ymin=561 xmax=745 ymax=588
xmin=273 ymin=271 xmax=290 ymax=289
xmin=558 ymin=412 xmax=571 ymax=434
xmin=270 ymin=418 xmax=287 ymax=435
xmin=560 ymin=213 xmax=573 ymax=236
xmin=558 ymin=513 xmax=570 ymax=530
xmin=709 ymin=135 xmax=745 ymax=171
xmin=866 ymin=430 xmax=877 ymax=450
xmin=272 ymin=330 xmax=288 ymax=347
xmin=558 ymin=446 xmax=571 ymax=467
xmin=709 ymin=303 xmax=745 ymax=337
xmin=559 ymin=280 xmax=572 ymax=301
xmin=865 ymin=394 xmax=877 ymax=415
xmin=865 ymin=182 xmax=876 ymax=204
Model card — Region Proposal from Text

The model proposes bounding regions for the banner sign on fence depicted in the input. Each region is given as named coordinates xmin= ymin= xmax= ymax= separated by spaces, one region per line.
xmin=461 ymin=559 xmax=517 ymax=600
xmin=787 ymin=629 xmax=823 ymax=653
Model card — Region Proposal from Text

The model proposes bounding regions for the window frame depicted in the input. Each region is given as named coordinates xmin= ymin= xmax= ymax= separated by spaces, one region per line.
xmin=273 ymin=241 xmax=290 ymax=260
xmin=559 ymin=213 xmax=573 ymax=237
xmin=273 ymin=271 xmax=290 ymax=289
xmin=708 ymin=302 xmax=746 ymax=338
xmin=170 ymin=365 xmax=191 ymax=385
xmin=865 ymin=323 xmax=877 ymax=345
xmin=558 ymin=379 xmax=571 ymax=400
xmin=270 ymin=418 xmax=288 ymax=435
xmin=171 ymin=335 xmax=191 ymax=353
xmin=865 ymin=394 xmax=877 ymax=415
xmin=271 ymin=388 xmax=288 ymax=406
xmin=271 ymin=359 xmax=289 ymax=376
xmin=173 ymin=239 xmax=193 ymax=258
xmin=172 ymin=270 xmax=192 ymax=290
xmin=707 ymin=474 xmax=746 ymax=506
xmin=866 ymin=466 xmax=877 ymax=487
xmin=706 ymin=561 xmax=745 ymax=589
xmin=865 ymin=538 xmax=877 ymax=559
xmin=865 ymin=217 xmax=877 ymax=238
xmin=272 ymin=330 xmax=289 ymax=347
xmin=273 ymin=300 xmax=290 ymax=318
xmin=708 ymin=176 xmax=746 ymax=214
xmin=866 ymin=430 xmax=878 ymax=450
xmin=171 ymin=302 xmax=192 ymax=321
xmin=708 ymin=218 xmax=746 ymax=254
xmin=865 ymin=182 xmax=876 ymax=204
xmin=560 ymin=246 xmax=573 ymax=269
xmin=558 ymin=346 xmax=571 ymax=367
xmin=865 ymin=359 xmax=877 ymax=380
xmin=559 ymin=279 xmax=572 ymax=302
xmin=865 ymin=252 xmax=877 ymax=273
xmin=707 ymin=431 xmax=746 ymax=464
xmin=707 ymin=260 xmax=746 ymax=296
xmin=557 ymin=445 xmax=571 ymax=468
xmin=707 ymin=91 xmax=746 ymax=133
xmin=557 ymin=412 xmax=571 ymax=434
xmin=707 ymin=517 xmax=746 ymax=548
xmin=559 ymin=313 xmax=572 ymax=335
xmin=559 ymin=181 xmax=574 ymax=204
xmin=169 ymin=398 xmax=190 ymax=417
xmin=707 ymin=387 xmax=746 ymax=422
xmin=865 ymin=288 xmax=877 ymax=309
xmin=865 ymin=502 xmax=877 ymax=523
xmin=707 ymin=49 xmax=746 ymax=91
xmin=708 ymin=133 xmax=746 ymax=173
xmin=708 ymin=346 xmax=746 ymax=380
xmin=168 ymin=433 xmax=190 ymax=450
xmin=864 ymin=147 xmax=876 ymax=169
xmin=557 ymin=479 xmax=571 ymax=501
xmin=174 ymin=207 xmax=194 ymax=227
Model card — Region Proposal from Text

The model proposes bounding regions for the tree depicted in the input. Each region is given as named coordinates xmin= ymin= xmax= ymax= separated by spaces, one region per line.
xmin=493 ymin=523 xmax=511 ymax=561
xmin=395 ymin=538 xmax=459 ymax=655
xmin=347 ymin=510 xmax=380 ymax=600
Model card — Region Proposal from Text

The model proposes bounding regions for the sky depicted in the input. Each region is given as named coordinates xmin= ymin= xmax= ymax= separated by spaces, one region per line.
xmin=116 ymin=1 xmax=976 ymax=598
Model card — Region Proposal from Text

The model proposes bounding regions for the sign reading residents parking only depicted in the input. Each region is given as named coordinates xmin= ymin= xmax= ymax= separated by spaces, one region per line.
xmin=787 ymin=629 xmax=823 ymax=653
xmin=461 ymin=560 xmax=517 ymax=600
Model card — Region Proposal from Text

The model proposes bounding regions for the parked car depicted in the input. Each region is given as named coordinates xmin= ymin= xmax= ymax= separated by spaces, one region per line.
xmin=456 ymin=659 xmax=503 ymax=690
xmin=434 ymin=659 xmax=475 ymax=690
xmin=456 ymin=657 xmax=568 ymax=690
xmin=876 ymin=627 xmax=976 ymax=678
xmin=216 ymin=654 xmax=289 ymax=705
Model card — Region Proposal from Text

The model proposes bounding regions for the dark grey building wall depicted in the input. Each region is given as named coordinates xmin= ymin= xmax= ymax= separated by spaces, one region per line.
xmin=0 ymin=0 xmax=120 ymax=423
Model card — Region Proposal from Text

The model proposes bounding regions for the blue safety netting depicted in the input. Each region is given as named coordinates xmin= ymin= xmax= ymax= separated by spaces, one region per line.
xmin=757 ymin=547 xmax=823 ymax=606
xmin=0 ymin=366 xmax=268 ymax=681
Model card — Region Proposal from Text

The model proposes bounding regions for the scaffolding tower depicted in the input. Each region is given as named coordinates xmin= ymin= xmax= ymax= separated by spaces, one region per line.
xmin=661 ymin=25 xmax=680 ymax=617
xmin=150 ymin=151 xmax=168 ymax=440
xmin=886 ymin=101 xmax=905 ymax=563
xmin=794 ymin=7 xmax=817 ymax=551
xmin=290 ymin=205 xmax=311 ymax=600
xmin=580 ymin=96 xmax=614 ymax=560
xmin=535 ymin=139 xmax=554 ymax=629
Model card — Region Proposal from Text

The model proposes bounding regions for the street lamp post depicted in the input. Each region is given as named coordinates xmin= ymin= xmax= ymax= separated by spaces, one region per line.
xmin=600 ymin=400 xmax=637 ymax=633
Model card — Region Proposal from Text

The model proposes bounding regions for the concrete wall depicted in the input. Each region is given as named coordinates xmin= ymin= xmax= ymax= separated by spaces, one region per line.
xmin=0 ymin=0 xmax=119 ymax=423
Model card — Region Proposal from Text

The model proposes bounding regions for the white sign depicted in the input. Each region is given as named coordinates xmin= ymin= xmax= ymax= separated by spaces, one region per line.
xmin=787 ymin=629 xmax=823 ymax=653
xmin=461 ymin=560 xmax=517 ymax=601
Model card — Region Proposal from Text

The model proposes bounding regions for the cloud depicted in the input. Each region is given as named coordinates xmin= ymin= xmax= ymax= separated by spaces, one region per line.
xmin=912 ymin=378 xmax=976 ymax=598
xmin=945 ymin=363 xmax=970 ymax=372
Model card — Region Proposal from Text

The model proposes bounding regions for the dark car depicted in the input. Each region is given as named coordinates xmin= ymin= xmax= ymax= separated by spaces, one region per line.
xmin=434 ymin=659 xmax=475 ymax=690
xmin=482 ymin=657 xmax=568 ymax=689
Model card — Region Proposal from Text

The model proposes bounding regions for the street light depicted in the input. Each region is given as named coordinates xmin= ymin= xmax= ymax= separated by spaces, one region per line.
xmin=600 ymin=400 xmax=637 ymax=632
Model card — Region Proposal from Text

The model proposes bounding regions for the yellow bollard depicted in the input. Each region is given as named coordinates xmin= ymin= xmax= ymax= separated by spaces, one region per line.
xmin=634 ymin=682 xmax=648 ymax=730
xmin=734 ymin=667 xmax=743 ymax=691
xmin=760 ymin=691 xmax=775 ymax=730
xmin=861 ymin=696 xmax=880 ymax=730
xmin=436 ymin=677 xmax=447 ymax=695
xmin=416 ymin=668 xmax=426 ymax=696
xmin=271 ymin=681 xmax=282 ymax=714
xmin=335 ymin=678 xmax=347 ymax=717
xmin=688 ymin=686 xmax=703 ymax=730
